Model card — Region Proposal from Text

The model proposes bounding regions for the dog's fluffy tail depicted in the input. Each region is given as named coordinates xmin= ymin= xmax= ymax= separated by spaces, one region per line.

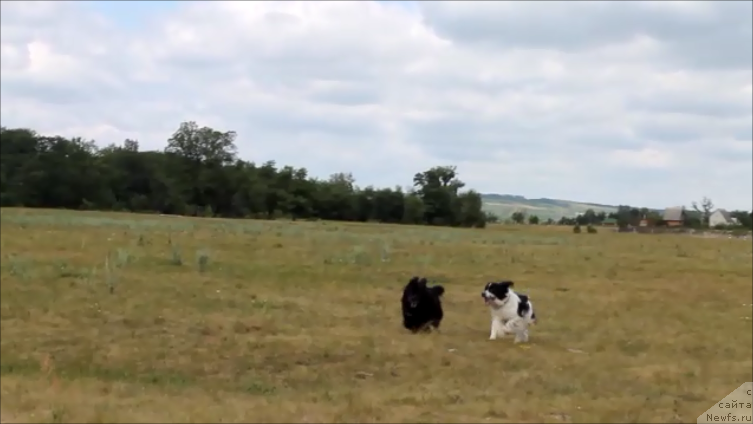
xmin=429 ymin=285 xmax=445 ymax=297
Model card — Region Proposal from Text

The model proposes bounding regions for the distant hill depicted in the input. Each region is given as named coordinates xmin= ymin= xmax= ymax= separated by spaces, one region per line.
xmin=481 ymin=193 xmax=620 ymax=222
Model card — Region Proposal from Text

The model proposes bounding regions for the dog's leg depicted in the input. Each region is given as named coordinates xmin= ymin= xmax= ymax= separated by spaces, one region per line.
xmin=503 ymin=317 xmax=520 ymax=338
xmin=514 ymin=328 xmax=529 ymax=344
xmin=490 ymin=318 xmax=505 ymax=340
xmin=512 ymin=320 xmax=529 ymax=344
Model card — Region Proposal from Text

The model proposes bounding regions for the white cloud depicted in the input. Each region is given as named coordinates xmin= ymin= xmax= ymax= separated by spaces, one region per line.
xmin=1 ymin=0 xmax=751 ymax=210
xmin=609 ymin=148 xmax=673 ymax=169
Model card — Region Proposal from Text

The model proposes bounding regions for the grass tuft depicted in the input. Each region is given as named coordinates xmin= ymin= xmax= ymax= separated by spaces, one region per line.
xmin=170 ymin=245 xmax=183 ymax=266
xmin=196 ymin=249 xmax=210 ymax=273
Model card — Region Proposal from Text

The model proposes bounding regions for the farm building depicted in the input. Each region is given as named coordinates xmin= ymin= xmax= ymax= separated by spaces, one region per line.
xmin=602 ymin=217 xmax=618 ymax=226
xmin=639 ymin=215 xmax=649 ymax=227
xmin=709 ymin=209 xmax=738 ymax=227
xmin=663 ymin=206 xmax=686 ymax=227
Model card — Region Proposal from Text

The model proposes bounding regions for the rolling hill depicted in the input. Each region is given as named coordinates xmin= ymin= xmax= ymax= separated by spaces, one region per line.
xmin=481 ymin=193 xmax=620 ymax=222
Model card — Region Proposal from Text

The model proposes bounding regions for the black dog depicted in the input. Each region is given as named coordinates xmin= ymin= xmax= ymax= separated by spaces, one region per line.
xmin=401 ymin=276 xmax=445 ymax=333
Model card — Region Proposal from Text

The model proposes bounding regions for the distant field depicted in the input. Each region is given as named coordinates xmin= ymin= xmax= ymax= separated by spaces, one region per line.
xmin=481 ymin=194 xmax=618 ymax=221
xmin=1 ymin=208 xmax=751 ymax=423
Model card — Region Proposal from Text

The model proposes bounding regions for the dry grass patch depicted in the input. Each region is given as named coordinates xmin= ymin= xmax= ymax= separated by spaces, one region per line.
xmin=1 ymin=208 xmax=751 ymax=423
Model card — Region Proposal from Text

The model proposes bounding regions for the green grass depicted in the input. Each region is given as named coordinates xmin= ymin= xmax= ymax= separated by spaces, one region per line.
xmin=1 ymin=208 xmax=751 ymax=423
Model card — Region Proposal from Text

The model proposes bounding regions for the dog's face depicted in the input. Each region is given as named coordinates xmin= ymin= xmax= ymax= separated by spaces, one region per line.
xmin=481 ymin=281 xmax=514 ymax=308
xmin=403 ymin=276 xmax=428 ymax=309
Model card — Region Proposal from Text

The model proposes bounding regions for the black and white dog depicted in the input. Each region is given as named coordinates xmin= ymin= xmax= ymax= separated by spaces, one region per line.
xmin=481 ymin=281 xmax=537 ymax=343
xmin=401 ymin=276 xmax=445 ymax=333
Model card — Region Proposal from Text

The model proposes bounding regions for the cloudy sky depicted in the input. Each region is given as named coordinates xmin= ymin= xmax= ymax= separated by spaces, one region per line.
xmin=1 ymin=1 xmax=751 ymax=210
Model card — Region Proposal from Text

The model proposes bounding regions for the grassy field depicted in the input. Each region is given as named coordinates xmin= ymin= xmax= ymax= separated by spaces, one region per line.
xmin=1 ymin=208 xmax=751 ymax=423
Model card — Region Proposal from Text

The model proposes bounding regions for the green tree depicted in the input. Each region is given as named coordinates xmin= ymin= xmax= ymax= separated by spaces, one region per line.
xmin=456 ymin=189 xmax=487 ymax=228
xmin=730 ymin=210 xmax=753 ymax=229
xmin=484 ymin=212 xmax=499 ymax=224
xmin=0 ymin=124 xmax=494 ymax=230
xmin=413 ymin=165 xmax=464 ymax=226
xmin=511 ymin=211 xmax=526 ymax=224
xmin=411 ymin=166 xmax=485 ymax=227
xmin=165 ymin=121 xmax=237 ymax=164
xmin=401 ymin=192 xmax=425 ymax=225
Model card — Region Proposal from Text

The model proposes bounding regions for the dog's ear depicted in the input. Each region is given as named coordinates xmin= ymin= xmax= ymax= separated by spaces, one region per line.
xmin=499 ymin=280 xmax=514 ymax=288
xmin=418 ymin=277 xmax=428 ymax=287
xmin=409 ymin=276 xmax=419 ymax=285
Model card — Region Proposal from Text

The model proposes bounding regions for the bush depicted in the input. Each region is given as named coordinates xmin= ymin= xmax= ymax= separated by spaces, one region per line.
xmin=573 ymin=224 xmax=581 ymax=234
xmin=587 ymin=225 xmax=598 ymax=234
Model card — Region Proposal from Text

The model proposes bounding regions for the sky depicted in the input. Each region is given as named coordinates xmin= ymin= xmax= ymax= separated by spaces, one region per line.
xmin=1 ymin=1 xmax=751 ymax=210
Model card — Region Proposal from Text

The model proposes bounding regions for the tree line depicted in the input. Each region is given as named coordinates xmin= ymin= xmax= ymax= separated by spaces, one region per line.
xmin=507 ymin=202 xmax=752 ymax=230
xmin=0 ymin=122 xmax=491 ymax=228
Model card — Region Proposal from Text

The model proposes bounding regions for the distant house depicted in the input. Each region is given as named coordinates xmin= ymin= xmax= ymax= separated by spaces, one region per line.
xmin=639 ymin=214 xmax=649 ymax=227
xmin=663 ymin=206 xmax=685 ymax=227
xmin=602 ymin=217 xmax=618 ymax=226
xmin=709 ymin=209 xmax=738 ymax=227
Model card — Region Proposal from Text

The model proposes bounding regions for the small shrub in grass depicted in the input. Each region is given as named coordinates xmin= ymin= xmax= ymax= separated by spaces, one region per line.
xmin=380 ymin=243 xmax=391 ymax=262
xmin=170 ymin=246 xmax=183 ymax=266
xmin=115 ymin=248 xmax=131 ymax=267
xmin=573 ymin=225 xmax=582 ymax=234
xmin=196 ymin=249 xmax=210 ymax=273
xmin=587 ymin=225 xmax=598 ymax=234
